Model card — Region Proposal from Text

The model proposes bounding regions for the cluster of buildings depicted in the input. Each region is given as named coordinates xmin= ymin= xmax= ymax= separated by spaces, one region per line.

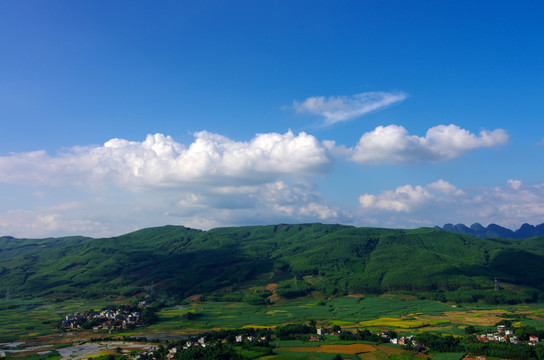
xmin=181 ymin=334 xmax=269 ymax=349
xmin=316 ymin=328 xmax=340 ymax=336
xmin=161 ymin=335 xmax=270 ymax=359
xmin=182 ymin=336 xmax=210 ymax=350
xmin=388 ymin=335 xmax=415 ymax=346
xmin=312 ymin=327 xmax=340 ymax=341
xmin=132 ymin=347 xmax=158 ymax=360
xmin=61 ymin=308 xmax=143 ymax=331
xmin=475 ymin=325 xmax=539 ymax=345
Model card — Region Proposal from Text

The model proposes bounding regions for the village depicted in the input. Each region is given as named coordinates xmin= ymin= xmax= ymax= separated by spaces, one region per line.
xmin=475 ymin=324 xmax=539 ymax=345
xmin=132 ymin=327 xmax=430 ymax=359
xmin=62 ymin=308 xmax=143 ymax=331
xmin=55 ymin=309 xmax=544 ymax=360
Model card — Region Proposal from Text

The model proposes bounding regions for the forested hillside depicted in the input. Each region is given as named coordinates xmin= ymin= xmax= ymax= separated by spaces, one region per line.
xmin=1 ymin=224 xmax=544 ymax=304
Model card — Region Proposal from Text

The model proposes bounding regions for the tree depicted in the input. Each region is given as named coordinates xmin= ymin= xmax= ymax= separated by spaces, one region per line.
xmin=535 ymin=343 xmax=544 ymax=360
xmin=495 ymin=319 xmax=513 ymax=328
xmin=387 ymin=329 xmax=398 ymax=339
xmin=465 ymin=325 xmax=477 ymax=334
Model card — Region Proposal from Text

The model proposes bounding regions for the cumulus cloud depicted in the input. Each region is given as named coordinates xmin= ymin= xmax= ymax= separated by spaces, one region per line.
xmin=0 ymin=179 xmax=349 ymax=238
xmin=293 ymin=91 xmax=407 ymax=125
xmin=0 ymin=127 xmax=523 ymax=238
xmin=0 ymin=125 xmax=510 ymax=191
xmin=427 ymin=179 xmax=465 ymax=196
xmin=358 ymin=179 xmax=544 ymax=230
xmin=507 ymin=179 xmax=522 ymax=190
xmin=359 ymin=183 xmax=436 ymax=212
xmin=0 ymin=131 xmax=333 ymax=189
xmin=349 ymin=124 xmax=508 ymax=164
xmin=0 ymin=128 xmax=348 ymax=237
xmin=0 ymin=208 xmax=108 ymax=238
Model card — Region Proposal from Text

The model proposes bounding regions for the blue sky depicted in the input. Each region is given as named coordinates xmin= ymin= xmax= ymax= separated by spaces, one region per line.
xmin=1 ymin=1 xmax=543 ymax=237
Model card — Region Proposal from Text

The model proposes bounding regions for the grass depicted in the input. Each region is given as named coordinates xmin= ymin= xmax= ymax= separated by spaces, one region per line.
xmin=2 ymin=351 xmax=62 ymax=360
xmin=184 ymin=298 xmax=504 ymax=332
xmin=0 ymin=298 xmax=131 ymax=342
xmin=149 ymin=295 xmax=460 ymax=334
xmin=430 ymin=353 xmax=466 ymax=360
xmin=273 ymin=349 xmax=360 ymax=359
xmin=0 ymin=299 xmax=61 ymax=342
xmin=3 ymin=294 xmax=544 ymax=358
xmin=145 ymin=294 xmax=544 ymax=344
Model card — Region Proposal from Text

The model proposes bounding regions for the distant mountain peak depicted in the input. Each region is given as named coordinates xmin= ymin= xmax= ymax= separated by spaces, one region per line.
xmin=436 ymin=222 xmax=544 ymax=239
xmin=470 ymin=223 xmax=485 ymax=231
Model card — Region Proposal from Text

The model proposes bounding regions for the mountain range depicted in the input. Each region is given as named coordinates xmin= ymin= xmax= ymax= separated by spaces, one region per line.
xmin=435 ymin=222 xmax=544 ymax=239
xmin=1 ymin=224 xmax=544 ymax=305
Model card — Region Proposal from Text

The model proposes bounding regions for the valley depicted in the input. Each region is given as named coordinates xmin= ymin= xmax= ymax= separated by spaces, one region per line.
xmin=2 ymin=224 xmax=544 ymax=359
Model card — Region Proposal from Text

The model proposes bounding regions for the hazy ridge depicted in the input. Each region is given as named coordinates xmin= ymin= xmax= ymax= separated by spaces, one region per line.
xmin=435 ymin=222 xmax=544 ymax=239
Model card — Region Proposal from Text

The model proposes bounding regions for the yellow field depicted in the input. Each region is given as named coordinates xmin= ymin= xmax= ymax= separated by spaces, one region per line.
xmin=356 ymin=309 xmax=517 ymax=330
xmin=242 ymin=324 xmax=275 ymax=329
xmin=266 ymin=310 xmax=289 ymax=314
xmin=329 ymin=320 xmax=357 ymax=326
xmin=82 ymin=351 xmax=110 ymax=359
xmin=359 ymin=317 xmax=425 ymax=328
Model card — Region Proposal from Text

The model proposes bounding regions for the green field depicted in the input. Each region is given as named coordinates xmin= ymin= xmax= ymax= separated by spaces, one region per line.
xmin=152 ymin=295 xmax=457 ymax=332
xmin=0 ymin=298 xmax=123 ymax=342
xmin=2 ymin=295 xmax=544 ymax=360
xmin=4 ymin=294 xmax=544 ymax=343
xmin=144 ymin=294 xmax=544 ymax=342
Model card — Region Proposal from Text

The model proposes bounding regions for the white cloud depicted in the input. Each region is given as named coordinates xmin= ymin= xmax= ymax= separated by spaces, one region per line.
xmin=358 ymin=179 xmax=544 ymax=230
xmin=0 ymin=208 xmax=108 ymax=238
xmin=428 ymin=179 xmax=465 ymax=196
xmin=507 ymin=179 xmax=522 ymax=190
xmin=0 ymin=179 xmax=349 ymax=238
xmin=0 ymin=127 xmax=525 ymax=238
xmin=349 ymin=124 xmax=508 ymax=164
xmin=2 ymin=175 xmax=542 ymax=238
xmin=0 ymin=126 xmax=510 ymax=191
xmin=359 ymin=184 xmax=434 ymax=212
xmin=0 ymin=131 xmax=333 ymax=189
xmin=293 ymin=91 xmax=407 ymax=125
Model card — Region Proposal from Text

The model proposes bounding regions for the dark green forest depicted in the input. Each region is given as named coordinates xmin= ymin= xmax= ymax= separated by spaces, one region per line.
xmin=1 ymin=223 xmax=544 ymax=303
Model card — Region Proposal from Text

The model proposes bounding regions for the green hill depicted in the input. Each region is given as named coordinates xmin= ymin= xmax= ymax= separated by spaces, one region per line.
xmin=1 ymin=224 xmax=543 ymax=304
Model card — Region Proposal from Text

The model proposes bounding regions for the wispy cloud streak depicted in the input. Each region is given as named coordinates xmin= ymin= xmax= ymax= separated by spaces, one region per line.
xmin=293 ymin=91 xmax=408 ymax=125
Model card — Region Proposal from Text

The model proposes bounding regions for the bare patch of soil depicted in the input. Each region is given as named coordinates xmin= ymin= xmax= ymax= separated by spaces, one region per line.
xmin=347 ymin=294 xmax=365 ymax=298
